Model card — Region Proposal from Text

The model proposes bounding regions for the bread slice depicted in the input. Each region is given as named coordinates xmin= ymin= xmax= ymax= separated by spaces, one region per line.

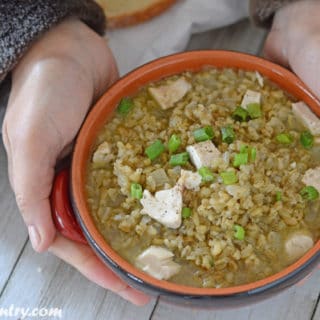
xmin=96 ymin=0 xmax=177 ymax=28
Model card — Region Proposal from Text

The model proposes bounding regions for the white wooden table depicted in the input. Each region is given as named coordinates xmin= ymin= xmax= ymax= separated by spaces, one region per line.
xmin=0 ymin=19 xmax=319 ymax=320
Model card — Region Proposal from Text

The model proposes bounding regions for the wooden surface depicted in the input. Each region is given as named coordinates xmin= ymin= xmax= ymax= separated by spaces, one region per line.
xmin=0 ymin=19 xmax=319 ymax=320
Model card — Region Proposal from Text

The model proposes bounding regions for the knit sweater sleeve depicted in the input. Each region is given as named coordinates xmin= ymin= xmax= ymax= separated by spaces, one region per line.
xmin=250 ymin=0 xmax=299 ymax=28
xmin=0 ymin=0 xmax=106 ymax=82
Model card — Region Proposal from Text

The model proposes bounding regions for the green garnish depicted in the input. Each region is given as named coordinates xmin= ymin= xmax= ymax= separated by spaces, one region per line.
xmin=276 ymin=191 xmax=282 ymax=201
xmin=233 ymin=153 xmax=248 ymax=167
xmin=193 ymin=126 xmax=214 ymax=142
xmin=276 ymin=133 xmax=293 ymax=145
xmin=247 ymin=103 xmax=262 ymax=119
xmin=250 ymin=147 xmax=257 ymax=162
xmin=169 ymin=152 xmax=189 ymax=166
xmin=300 ymin=186 xmax=319 ymax=201
xmin=234 ymin=225 xmax=245 ymax=240
xmin=168 ymin=134 xmax=181 ymax=153
xmin=240 ymin=145 xmax=249 ymax=153
xmin=145 ymin=140 xmax=165 ymax=160
xmin=198 ymin=167 xmax=215 ymax=182
xmin=221 ymin=125 xmax=236 ymax=144
xmin=131 ymin=183 xmax=143 ymax=199
xmin=117 ymin=98 xmax=134 ymax=116
xmin=300 ymin=131 xmax=314 ymax=149
xmin=220 ymin=171 xmax=238 ymax=185
xmin=182 ymin=207 xmax=192 ymax=218
xmin=239 ymin=145 xmax=257 ymax=163
xmin=232 ymin=107 xmax=249 ymax=122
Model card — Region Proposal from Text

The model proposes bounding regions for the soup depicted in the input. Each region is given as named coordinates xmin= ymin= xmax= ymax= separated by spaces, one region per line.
xmin=85 ymin=68 xmax=320 ymax=288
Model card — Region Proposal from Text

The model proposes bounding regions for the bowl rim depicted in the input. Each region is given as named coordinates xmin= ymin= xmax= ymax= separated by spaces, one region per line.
xmin=71 ymin=50 xmax=320 ymax=296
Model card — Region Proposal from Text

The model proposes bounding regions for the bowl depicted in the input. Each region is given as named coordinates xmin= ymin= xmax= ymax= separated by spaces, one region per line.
xmin=51 ymin=50 xmax=320 ymax=307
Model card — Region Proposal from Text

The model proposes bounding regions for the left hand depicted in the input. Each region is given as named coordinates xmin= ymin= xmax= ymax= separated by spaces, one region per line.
xmin=263 ymin=0 xmax=320 ymax=99
xmin=2 ymin=18 xmax=149 ymax=305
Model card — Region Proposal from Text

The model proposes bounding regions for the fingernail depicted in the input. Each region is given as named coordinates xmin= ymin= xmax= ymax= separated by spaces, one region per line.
xmin=28 ymin=225 xmax=40 ymax=250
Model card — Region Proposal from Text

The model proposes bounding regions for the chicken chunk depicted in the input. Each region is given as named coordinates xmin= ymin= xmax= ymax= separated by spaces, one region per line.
xmin=302 ymin=167 xmax=320 ymax=193
xmin=140 ymin=185 xmax=182 ymax=229
xmin=186 ymin=140 xmax=221 ymax=169
xmin=178 ymin=169 xmax=202 ymax=191
xmin=285 ymin=232 xmax=314 ymax=262
xmin=292 ymin=101 xmax=320 ymax=136
xmin=92 ymin=142 xmax=114 ymax=164
xmin=148 ymin=77 xmax=191 ymax=110
xmin=136 ymin=246 xmax=181 ymax=280
xmin=241 ymin=89 xmax=261 ymax=109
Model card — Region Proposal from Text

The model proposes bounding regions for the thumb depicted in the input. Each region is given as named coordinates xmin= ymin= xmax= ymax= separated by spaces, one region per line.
xmin=8 ymin=122 xmax=59 ymax=252
xmin=263 ymin=27 xmax=289 ymax=68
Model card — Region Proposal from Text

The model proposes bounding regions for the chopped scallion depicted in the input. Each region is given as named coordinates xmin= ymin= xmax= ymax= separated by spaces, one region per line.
xmin=145 ymin=140 xmax=165 ymax=160
xmin=300 ymin=131 xmax=314 ymax=149
xmin=240 ymin=145 xmax=248 ymax=154
xmin=193 ymin=126 xmax=214 ymax=142
xmin=131 ymin=183 xmax=143 ymax=199
xmin=247 ymin=103 xmax=262 ymax=119
xmin=221 ymin=125 xmax=236 ymax=144
xmin=169 ymin=152 xmax=189 ymax=166
xmin=233 ymin=152 xmax=248 ymax=167
xmin=182 ymin=207 xmax=192 ymax=218
xmin=232 ymin=107 xmax=249 ymax=122
xmin=220 ymin=171 xmax=238 ymax=185
xmin=276 ymin=191 xmax=282 ymax=201
xmin=234 ymin=225 xmax=245 ymax=240
xmin=168 ymin=134 xmax=181 ymax=153
xmin=198 ymin=167 xmax=215 ymax=182
xmin=239 ymin=145 xmax=257 ymax=162
xmin=117 ymin=98 xmax=134 ymax=115
xmin=250 ymin=147 xmax=257 ymax=162
xmin=300 ymin=186 xmax=319 ymax=201
xmin=276 ymin=133 xmax=293 ymax=145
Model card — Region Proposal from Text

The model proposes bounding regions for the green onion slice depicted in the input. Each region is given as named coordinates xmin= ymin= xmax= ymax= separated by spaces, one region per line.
xmin=250 ymin=147 xmax=257 ymax=162
xmin=193 ymin=126 xmax=214 ymax=142
xmin=220 ymin=171 xmax=238 ymax=185
xmin=168 ymin=134 xmax=181 ymax=153
xmin=198 ymin=167 xmax=215 ymax=182
xmin=145 ymin=140 xmax=165 ymax=161
xmin=221 ymin=125 xmax=236 ymax=144
xmin=131 ymin=183 xmax=143 ymax=199
xmin=276 ymin=133 xmax=293 ymax=145
xmin=247 ymin=103 xmax=262 ymax=119
xmin=276 ymin=191 xmax=282 ymax=201
xmin=233 ymin=152 xmax=248 ymax=167
xmin=234 ymin=225 xmax=245 ymax=240
xmin=182 ymin=207 xmax=192 ymax=218
xmin=239 ymin=145 xmax=257 ymax=162
xmin=169 ymin=152 xmax=189 ymax=166
xmin=300 ymin=131 xmax=314 ymax=149
xmin=300 ymin=186 xmax=319 ymax=201
xmin=117 ymin=98 xmax=134 ymax=116
xmin=232 ymin=107 xmax=249 ymax=122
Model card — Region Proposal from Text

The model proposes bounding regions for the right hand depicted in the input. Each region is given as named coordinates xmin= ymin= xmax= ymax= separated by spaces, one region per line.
xmin=263 ymin=0 xmax=320 ymax=99
xmin=2 ymin=18 xmax=150 ymax=305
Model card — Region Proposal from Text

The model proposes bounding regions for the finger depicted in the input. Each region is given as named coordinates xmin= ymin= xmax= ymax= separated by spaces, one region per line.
xmin=1 ymin=120 xmax=14 ymax=188
xmin=49 ymin=235 xmax=151 ymax=306
xmin=263 ymin=28 xmax=289 ymax=68
xmin=6 ymin=112 xmax=61 ymax=252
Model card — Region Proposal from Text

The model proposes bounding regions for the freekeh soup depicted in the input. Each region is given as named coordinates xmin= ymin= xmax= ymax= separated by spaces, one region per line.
xmin=85 ymin=68 xmax=320 ymax=288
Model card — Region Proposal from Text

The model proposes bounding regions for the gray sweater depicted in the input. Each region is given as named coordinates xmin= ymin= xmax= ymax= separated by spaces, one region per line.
xmin=0 ymin=0 xmax=106 ymax=83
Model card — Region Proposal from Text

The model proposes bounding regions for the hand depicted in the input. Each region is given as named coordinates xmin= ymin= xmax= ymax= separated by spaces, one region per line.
xmin=2 ymin=18 xmax=149 ymax=305
xmin=264 ymin=0 xmax=320 ymax=99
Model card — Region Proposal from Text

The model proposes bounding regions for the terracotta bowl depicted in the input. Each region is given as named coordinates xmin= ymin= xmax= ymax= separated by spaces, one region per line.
xmin=51 ymin=51 xmax=320 ymax=307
